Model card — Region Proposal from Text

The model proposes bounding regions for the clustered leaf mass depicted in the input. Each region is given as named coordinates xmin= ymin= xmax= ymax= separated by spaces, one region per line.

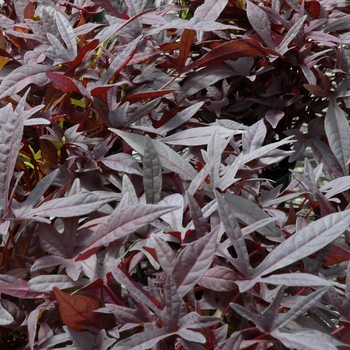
xmin=1 ymin=0 xmax=350 ymax=349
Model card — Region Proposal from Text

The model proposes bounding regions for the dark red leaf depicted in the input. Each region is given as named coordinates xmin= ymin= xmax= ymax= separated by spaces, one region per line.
xmin=53 ymin=287 xmax=103 ymax=332
xmin=122 ymin=90 xmax=175 ymax=104
xmin=324 ymin=244 xmax=350 ymax=266
xmin=177 ymin=29 xmax=195 ymax=73
xmin=184 ymin=39 xmax=279 ymax=72
xmin=46 ymin=72 xmax=82 ymax=94
xmin=66 ymin=39 xmax=100 ymax=68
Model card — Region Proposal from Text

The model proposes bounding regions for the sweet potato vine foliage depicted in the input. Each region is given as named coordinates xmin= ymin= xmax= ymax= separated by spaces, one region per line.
xmin=2 ymin=0 xmax=350 ymax=349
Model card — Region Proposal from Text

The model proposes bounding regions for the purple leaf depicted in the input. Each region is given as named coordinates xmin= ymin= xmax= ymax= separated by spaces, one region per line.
xmin=265 ymin=110 xmax=285 ymax=128
xmin=231 ymin=287 xmax=327 ymax=333
xmin=307 ymin=118 xmax=344 ymax=180
xmin=108 ymin=263 xmax=161 ymax=314
xmin=76 ymin=204 xmax=178 ymax=259
xmin=158 ymin=194 xmax=184 ymax=236
xmin=161 ymin=274 xmax=187 ymax=330
xmin=46 ymin=71 xmax=89 ymax=96
xmin=39 ymin=218 xmax=78 ymax=258
xmin=177 ymin=339 xmax=206 ymax=350
xmin=16 ymin=191 xmax=122 ymax=222
xmin=152 ymin=235 xmax=177 ymax=275
xmin=247 ymin=1 xmax=275 ymax=49
xmin=0 ymin=92 xmax=33 ymax=217
xmin=125 ymin=0 xmax=148 ymax=15
xmin=187 ymin=133 xmax=233 ymax=196
xmin=186 ymin=192 xmax=207 ymax=238
xmin=28 ymin=275 xmax=88 ymax=292
xmin=323 ymin=15 xmax=350 ymax=33
xmin=31 ymin=255 xmax=82 ymax=282
xmin=39 ymin=223 xmax=72 ymax=257
xmin=242 ymin=119 xmax=266 ymax=153
xmin=161 ymin=125 xmax=238 ymax=146
xmin=328 ymin=286 xmax=350 ymax=321
xmin=271 ymin=328 xmax=346 ymax=350
xmin=276 ymin=15 xmax=307 ymax=54
xmin=127 ymin=99 xmax=161 ymax=125
xmin=44 ymin=11 xmax=77 ymax=64
xmin=221 ymin=193 xmax=284 ymax=242
xmin=215 ymin=192 xmax=252 ymax=278
xmin=0 ymin=65 xmax=58 ymax=99
xmin=157 ymin=102 xmax=204 ymax=134
xmin=284 ymin=129 xmax=309 ymax=162
xmin=100 ymin=153 xmax=143 ymax=176
xmin=198 ymin=266 xmax=237 ymax=292
xmin=91 ymin=0 xmax=125 ymax=18
xmin=178 ymin=311 xmax=221 ymax=329
xmin=242 ymin=135 xmax=295 ymax=164
xmin=251 ymin=273 xmax=330 ymax=288
xmin=108 ymin=102 xmax=129 ymax=128
xmin=178 ymin=66 xmax=235 ymax=101
xmin=64 ymin=328 xmax=96 ymax=350
xmin=177 ymin=328 xmax=206 ymax=343
xmin=274 ymin=288 xmax=328 ymax=330
xmin=172 ymin=227 xmax=218 ymax=297
xmin=0 ymin=303 xmax=14 ymax=326
xmin=254 ymin=210 xmax=350 ymax=278
xmin=101 ymin=303 xmax=157 ymax=331
xmin=143 ymin=135 xmax=162 ymax=204
xmin=325 ymin=97 xmax=350 ymax=175
xmin=98 ymin=36 xmax=142 ymax=86
xmin=218 ymin=153 xmax=243 ymax=191
xmin=110 ymin=129 xmax=198 ymax=179
xmin=215 ymin=332 xmax=242 ymax=350
xmin=231 ymin=286 xmax=285 ymax=332
xmin=184 ymin=38 xmax=278 ymax=72
xmin=113 ymin=328 xmax=175 ymax=350
xmin=145 ymin=18 xmax=240 ymax=40
xmin=0 ymin=276 xmax=50 ymax=299
xmin=11 ymin=169 xmax=59 ymax=219
xmin=193 ymin=0 xmax=229 ymax=21
xmin=320 ymin=176 xmax=350 ymax=200
xmin=205 ymin=130 xmax=222 ymax=190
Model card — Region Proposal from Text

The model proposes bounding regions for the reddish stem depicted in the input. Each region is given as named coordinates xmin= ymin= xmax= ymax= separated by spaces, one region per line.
xmin=211 ymin=290 xmax=241 ymax=331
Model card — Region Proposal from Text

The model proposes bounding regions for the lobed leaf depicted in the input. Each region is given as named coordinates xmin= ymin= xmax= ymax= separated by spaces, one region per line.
xmin=44 ymin=11 xmax=77 ymax=64
xmin=216 ymin=192 xmax=252 ymax=277
xmin=152 ymin=235 xmax=177 ymax=275
xmin=98 ymin=36 xmax=142 ymax=86
xmin=271 ymin=328 xmax=346 ymax=350
xmin=161 ymin=274 xmax=187 ymax=330
xmin=0 ymin=65 xmax=58 ymax=99
xmin=221 ymin=193 xmax=284 ymax=242
xmin=172 ymin=227 xmax=218 ymax=297
xmin=254 ymin=210 xmax=350 ymax=278
xmin=110 ymin=129 xmax=198 ymax=179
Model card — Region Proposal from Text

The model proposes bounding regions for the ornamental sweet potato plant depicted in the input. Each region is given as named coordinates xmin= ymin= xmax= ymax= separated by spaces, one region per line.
xmin=1 ymin=0 xmax=350 ymax=349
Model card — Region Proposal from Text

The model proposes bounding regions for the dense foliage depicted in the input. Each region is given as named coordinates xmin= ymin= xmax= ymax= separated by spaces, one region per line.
xmin=1 ymin=0 xmax=350 ymax=349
